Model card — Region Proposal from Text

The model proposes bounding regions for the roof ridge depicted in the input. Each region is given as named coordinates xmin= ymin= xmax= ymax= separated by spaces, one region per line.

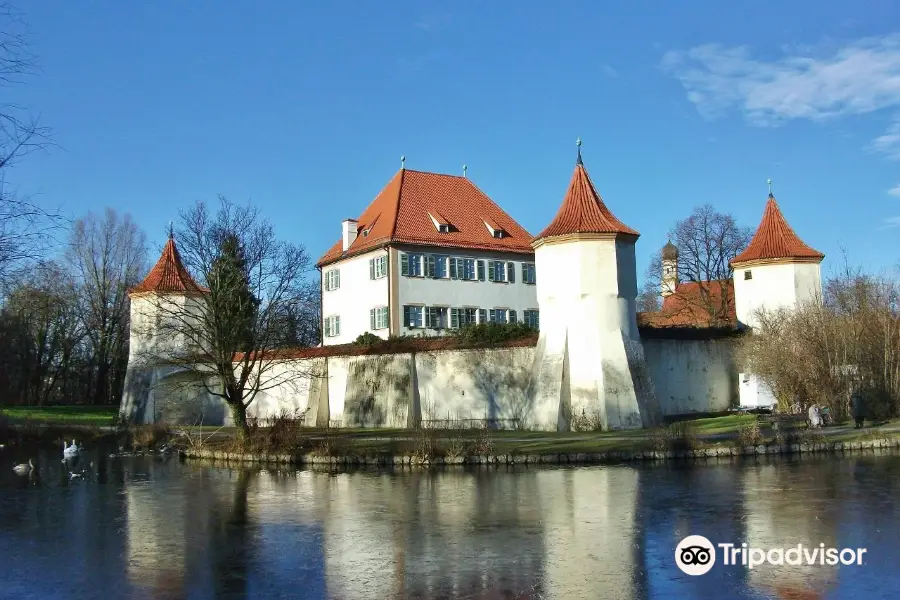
xmin=130 ymin=237 xmax=206 ymax=295
xmin=387 ymin=167 xmax=405 ymax=240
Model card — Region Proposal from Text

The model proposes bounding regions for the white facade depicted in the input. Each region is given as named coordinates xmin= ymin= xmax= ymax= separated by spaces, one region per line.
xmin=733 ymin=259 xmax=822 ymax=409
xmin=320 ymin=248 xmax=390 ymax=345
xmin=733 ymin=260 xmax=822 ymax=329
xmin=531 ymin=235 xmax=658 ymax=431
xmin=320 ymin=245 xmax=538 ymax=346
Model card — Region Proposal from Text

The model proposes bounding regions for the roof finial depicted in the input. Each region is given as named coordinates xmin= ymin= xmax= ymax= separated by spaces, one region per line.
xmin=576 ymin=137 xmax=583 ymax=166
xmin=767 ymin=178 xmax=773 ymax=197
xmin=400 ymin=155 xmax=406 ymax=169
xmin=168 ymin=221 xmax=174 ymax=240
xmin=462 ymin=164 xmax=468 ymax=178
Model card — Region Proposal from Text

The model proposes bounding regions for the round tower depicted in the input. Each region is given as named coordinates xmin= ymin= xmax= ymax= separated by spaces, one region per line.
xmin=731 ymin=183 xmax=824 ymax=409
xmin=121 ymin=231 xmax=207 ymax=423
xmin=530 ymin=139 xmax=658 ymax=431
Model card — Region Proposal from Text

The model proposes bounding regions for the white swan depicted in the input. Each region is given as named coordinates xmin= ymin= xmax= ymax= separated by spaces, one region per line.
xmin=63 ymin=439 xmax=80 ymax=460
xmin=13 ymin=459 xmax=33 ymax=475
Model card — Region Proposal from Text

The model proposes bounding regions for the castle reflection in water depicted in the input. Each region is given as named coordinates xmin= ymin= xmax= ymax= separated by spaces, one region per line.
xmin=112 ymin=455 xmax=900 ymax=600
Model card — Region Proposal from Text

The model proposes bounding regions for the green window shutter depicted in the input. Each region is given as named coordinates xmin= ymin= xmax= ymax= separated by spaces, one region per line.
xmin=477 ymin=260 xmax=484 ymax=281
xmin=507 ymin=262 xmax=515 ymax=283
xmin=403 ymin=306 xmax=410 ymax=327
xmin=450 ymin=308 xmax=459 ymax=329
xmin=334 ymin=316 xmax=340 ymax=336
xmin=370 ymin=309 xmax=376 ymax=330
xmin=369 ymin=259 xmax=375 ymax=280
xmin=335 ymin=270 xmax=340 ymax=288
xmin=427 ymin=255 xmax=436 ymax=278
xmin=487 ymin=261 xmax=495 ymax=282
xmin=478 ymin=308 xmax=486 ymax=323
xmin=401 ymin=253 xmax=409 ymax=276
xmin=449 ymin=258 xmax=458 ymax=279
xmin=509 ymin=309 xmax=516 ymax=323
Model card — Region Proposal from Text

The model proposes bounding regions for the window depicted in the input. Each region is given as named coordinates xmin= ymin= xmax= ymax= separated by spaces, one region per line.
xmin=492 ymin=230 xmax=504 ymax=238
xmin=438 ymin=224 xmax=449 ymax=233
xmin=324 ymin=315 xmax=341 ymax=337
xmin=508 ymin=309 xmax=517 ymax=324
xmin=451 ymin=307 xmax=477 ymax=328
xmin=744 ymin=270 xmax=752 ymax=281
xmin=451 ymin=257 xmax=476 ymax=280
xmin=401 ymin=253 xmax=423 ymax=277
xmin=403 ymin=305 xmax=423 ymax=328
xmin=434 ymin=256 xmax=447 ymax=278
xmin=369 ymin=306 xmax=388 ymax=330
xmin=487 ymin=260 xmax=507 ymax=282
xmin=522 ymin=263 xmax=536 ymax=285
xmin=489 ymin=309 xmax=499 ymax=323
xmin=324 ymin=269 xmax=340 ymax=291
xmin=478 ymin=308 xmax=487 ymax=324
xmin=524 ymin=309 xmax=540 ymax=329
xmin=424 ymin=254 xmax=448 ymax=278
xmin=425 ymin=306 xmax=448 ymax=329
xmin=369 ymin=256 xmax=387 ymax=279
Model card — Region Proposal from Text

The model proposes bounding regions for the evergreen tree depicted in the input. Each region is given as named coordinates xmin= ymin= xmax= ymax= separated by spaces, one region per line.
xmin=208 ymin=233 xmax=259 ymax=354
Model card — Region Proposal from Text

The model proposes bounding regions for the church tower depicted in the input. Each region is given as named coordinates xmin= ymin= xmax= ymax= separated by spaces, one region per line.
xmin=529 ymin=140 xmax=658 ymax=431
xmin=731 ymin=183 xmax=824 ymax=329
xmin=661 ymin=240 xmax=679 ymax=297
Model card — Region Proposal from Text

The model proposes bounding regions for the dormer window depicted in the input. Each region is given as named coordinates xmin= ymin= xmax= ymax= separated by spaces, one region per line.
xmin=429 ymin=212 xmax=451 ymax=233
xmin=482 ymin=217 xmax=505 ymax=239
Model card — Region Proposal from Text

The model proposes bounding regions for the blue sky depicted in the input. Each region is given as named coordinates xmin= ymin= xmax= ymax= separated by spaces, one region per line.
xmin=7 ymin=1 xmax=900 ymax=282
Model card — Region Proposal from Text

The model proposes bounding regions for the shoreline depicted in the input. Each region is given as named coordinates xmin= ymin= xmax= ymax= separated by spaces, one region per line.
xmin=180 ymin=437 xmax=900 ymax=467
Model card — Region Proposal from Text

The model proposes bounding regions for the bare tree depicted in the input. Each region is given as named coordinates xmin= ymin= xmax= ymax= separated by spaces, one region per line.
xmin=642 ymin=205 xmax=752 ymax=324
xmin=0 ymin=4 xmax=57 ymax=286
xmin=738 ymin=264 xmax=900 ymax=420
xmin=139 ymin=197 xmax=316 ymax=443
xmin=67 ymin=209 xmax=147 ymax=404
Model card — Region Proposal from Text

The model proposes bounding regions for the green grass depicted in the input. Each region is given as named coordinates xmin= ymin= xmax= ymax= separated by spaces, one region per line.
xmin=687 ymin=414 xmax=759 ymax=434
xmin=0 ymin=406 xmax=119 ymax=426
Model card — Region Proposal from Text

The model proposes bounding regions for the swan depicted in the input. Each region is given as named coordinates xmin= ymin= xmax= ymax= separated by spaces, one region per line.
xmin=63 ymin=439 xmax=80 ymax=460
xmin=13 ymin=459 xmax=33 ymax=475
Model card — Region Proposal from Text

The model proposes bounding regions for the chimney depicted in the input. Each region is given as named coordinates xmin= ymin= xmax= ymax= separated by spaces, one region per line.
xmin=341 ymin=219 xmax=358 ymax=252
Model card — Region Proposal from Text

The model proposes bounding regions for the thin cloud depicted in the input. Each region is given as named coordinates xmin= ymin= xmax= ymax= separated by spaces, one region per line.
xmin=662 ymin=35 xmax=900 ymax=155
xmin=602 ymin=65 xmax=618 ymax=78
xmin=889 ymin=184 xmax=900 ymax=197
xmin=882 ymin=216 xmax=900 ymax=228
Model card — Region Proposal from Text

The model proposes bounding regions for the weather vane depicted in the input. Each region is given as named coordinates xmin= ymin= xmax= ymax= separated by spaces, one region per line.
xmin=168 ymin=220 xmax=174 ymax=239
xmin=463 ymin=164 xmax=468 ymax=177
xmin=767 ymin=178 xmax=773 ymax=196
xmin=576 ymin=137 xmax=583 ymax=165
xmin=400 ymin=155 xmax=406 ymax=169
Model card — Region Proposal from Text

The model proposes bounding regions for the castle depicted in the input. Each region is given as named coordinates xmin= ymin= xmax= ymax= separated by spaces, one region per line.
xmin=120 ymin=141 xmax=823 ymax=430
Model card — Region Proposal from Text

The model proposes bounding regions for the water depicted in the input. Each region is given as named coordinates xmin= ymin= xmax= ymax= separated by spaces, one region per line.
xmin=1 ymin=442 xmax=899 ymax=600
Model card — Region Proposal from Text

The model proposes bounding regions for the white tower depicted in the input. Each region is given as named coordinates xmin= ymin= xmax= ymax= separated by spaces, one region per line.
xmin=120 ymin=230 xmax=208 ymax=423
xmin=731 ymin=182 xmax=824 ymax=408
xmin=731 ymin=184 xmax=824 ymax=330
xmin=661 ymin=240 xmax=678 ymax=297
xmin=530 ymin=139 xmax=659 ymax=431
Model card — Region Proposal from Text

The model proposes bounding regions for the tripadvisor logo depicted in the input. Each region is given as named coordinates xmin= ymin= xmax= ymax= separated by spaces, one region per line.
xmin=675 ymin=535 xmax=868 ymax=575
xmin=675 ymin=535 xmax=716 ymax=576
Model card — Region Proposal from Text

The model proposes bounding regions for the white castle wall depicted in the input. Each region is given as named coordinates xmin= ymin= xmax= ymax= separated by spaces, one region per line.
xmin=122 ymin=334 xmax=737 ymax=429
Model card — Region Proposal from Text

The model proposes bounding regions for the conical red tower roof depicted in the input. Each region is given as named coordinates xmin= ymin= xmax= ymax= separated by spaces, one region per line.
xmin=731 ymin=195 xmax=823 ymax=266
xmin=534 ymin=157 xmax=638 ymax=243
xmin=130 ymin=237 xmax=206 ymax=295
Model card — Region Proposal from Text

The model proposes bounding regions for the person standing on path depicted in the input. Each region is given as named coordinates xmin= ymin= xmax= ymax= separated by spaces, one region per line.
xmin=850 ymin=388 xmax=866 ymax=429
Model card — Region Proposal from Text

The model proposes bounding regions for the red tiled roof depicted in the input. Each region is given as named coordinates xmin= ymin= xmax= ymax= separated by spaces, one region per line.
xmin=130 ymin=238 xmax=207 ymax=295
xmin=637 ymin=279 xmax=737 ymax=328
xmin=731 ymin=195 xmax=823 ymax=265
xmin=535 ymin=163 xmax=638 ymax=241
xmin=316 ymin=169 xmax=534 ymax=267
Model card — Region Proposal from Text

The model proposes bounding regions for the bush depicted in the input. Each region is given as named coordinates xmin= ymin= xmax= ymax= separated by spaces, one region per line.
xmin=649 ymin=421 xmax=698 ymax=452
xmin=571 ymin=409 xmax=603 ymax=432
xmin=245 ymin=408 xmax=306 ymax=453
xmin=354 ymin=332 xmax=381 ymax=346
xmin=737 ymin=420 xmax=762 ymax=447
xmin=452 ymin=322 xmax=536 ymax=344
